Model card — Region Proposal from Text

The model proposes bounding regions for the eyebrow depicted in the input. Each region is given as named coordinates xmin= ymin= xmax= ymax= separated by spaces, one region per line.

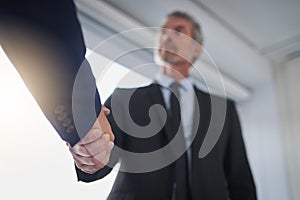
xmin=161 ymin=25 xmax=186 ymax=31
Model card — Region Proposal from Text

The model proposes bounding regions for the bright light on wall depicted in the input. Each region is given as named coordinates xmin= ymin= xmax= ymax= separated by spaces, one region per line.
xmin=0 ymin=47 xmax=149 ymax=200
xmin=86 ymin=48 xmax=151 ymax=102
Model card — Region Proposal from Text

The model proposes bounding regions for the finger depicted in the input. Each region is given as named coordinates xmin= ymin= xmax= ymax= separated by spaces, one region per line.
xmin=79 ymin=128 xmax=103 ymax=145
xmin=83 ymin=140 xmax=114 ymax=166
xmin=76 ymin=154 xmax=109 ymax=174
xmin=75 ymin=145 xmax=110 ymax=168
xmin=74 ymin=159 xmax=84 ymax=169
xmin=97 ymin=141 xmax=114 ymax=166
xmin=69 ymin=143 xmax=91 ymax=157
xmin=71 ymin=134 xmax=111 ymax=157
xmin=93 ymin=149 xmax=107 ymax=164
xmin=74 ymin=160 xmax=104 ymax=174
xmin=94 ymin=141 xmax=113 ymax=164
xmin=78 ymin=161 xmax=107 ymax=174
xmin=106 ymin=141 xmax=114 ymax=154
xmin=72 ymin=152 xmax=100 ymax=166
xmin=75 ymin=144 xmax=113 ymax=174
xmin=82 ymin=134 xmax=110 ymax=156
xmin=97 ymin=110 xmax=115 ymax=142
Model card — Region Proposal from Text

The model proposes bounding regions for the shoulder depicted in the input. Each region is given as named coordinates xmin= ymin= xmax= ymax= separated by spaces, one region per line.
xmin=104 ymin=83 xmax=157 ymax=105
xmin=194 ymin=86 xmax=236 ymax=112
xmin=112 ymin=83 xmax=156 ymax=96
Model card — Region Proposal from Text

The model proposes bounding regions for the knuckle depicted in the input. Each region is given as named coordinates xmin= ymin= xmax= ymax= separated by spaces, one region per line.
xmin=75 ymin=161 xmax=83 ymax=169
xmin=95 ymin=162 xmax=105 ymax=171
xmin=93 ymin=129 xmax=102 ymax=138
xmin=86 ymin=146 xmax=97 ymax=156
xmin=91 ymin=132 xmax=98 ymax=141
xmin=102 ymin=134 xmax=110 ymax=142
xmin=90 ymin=156 xmax=100 ymax=165
xmin=87 ymin=166 xmax=100 ymax=174
xmin=78 ymin=146 xmax=88 ymax=156
xmin=108 ymin=142 xmax=114 ymax=151
xmin=86 ymin=133 xmax=95 ymax=142
xmin=95 ymin=155 xmax=104 ymax=165
xmin=102 ymin=156 xmax=110 ymax=166
xmin=69 ymin=145 xmax=77 ymax=153
xmin=80 ymin=157 xmax=89 ymax=165
xmin=83 ymin=169 xmax=93 ymax=174
xmin=81 ymin=156 xmax=94 ymax=165
xmin=81 ymin=166 xmax=94 ymax=174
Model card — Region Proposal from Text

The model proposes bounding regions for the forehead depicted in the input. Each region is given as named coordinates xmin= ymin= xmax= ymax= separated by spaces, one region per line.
xmin=161 ymin=17 xmax=194 ymax=33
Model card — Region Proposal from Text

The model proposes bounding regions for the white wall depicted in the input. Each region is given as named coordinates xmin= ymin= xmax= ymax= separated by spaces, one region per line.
xmin=0 ymin=48 xmax=118 ymax=200
xmin=237 ymin=69 xmax=290 ymax=200
xmin=275 ymin=57 xmax=300 ymax=200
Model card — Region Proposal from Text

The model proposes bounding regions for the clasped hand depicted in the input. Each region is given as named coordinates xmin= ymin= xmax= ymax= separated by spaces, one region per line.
xmin=67 ymin=106 xmax=114 ymax=174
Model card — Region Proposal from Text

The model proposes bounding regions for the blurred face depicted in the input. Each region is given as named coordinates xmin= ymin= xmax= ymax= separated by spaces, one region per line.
xmin=158 ymin=17 xmax=200 ymax=65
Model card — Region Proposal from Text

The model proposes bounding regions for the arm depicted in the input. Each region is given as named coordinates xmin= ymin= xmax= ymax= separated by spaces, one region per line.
xmin=0 ymin=0 xmax=97 ymax=146
xmin=224 ymin=102 xmax=257 ymax=200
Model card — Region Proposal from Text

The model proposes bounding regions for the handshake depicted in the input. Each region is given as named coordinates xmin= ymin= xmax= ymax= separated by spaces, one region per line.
xmin=67 ymin=106 xmax=115 ymax=174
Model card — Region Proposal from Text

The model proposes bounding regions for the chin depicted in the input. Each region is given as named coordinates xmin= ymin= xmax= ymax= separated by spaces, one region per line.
xmin=159 ymin=54 xmax=176 ymax=64
xmin=164 ymin=56 xmax=182 ymax=65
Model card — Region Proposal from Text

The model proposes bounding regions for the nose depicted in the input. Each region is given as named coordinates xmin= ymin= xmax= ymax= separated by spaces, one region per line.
xmin=160 ymin=29 xmax=173 ymax=42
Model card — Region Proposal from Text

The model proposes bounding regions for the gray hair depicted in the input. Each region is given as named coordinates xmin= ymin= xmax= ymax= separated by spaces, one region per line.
xmin=167 ymin=11 xmax=203 ymax=45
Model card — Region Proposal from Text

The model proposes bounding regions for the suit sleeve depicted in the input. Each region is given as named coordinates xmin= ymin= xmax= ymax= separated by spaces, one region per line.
xmin=0 ymin=0 xmax=101 ymax=146
xmin=224 ymin=101 xmax=257 ymax=200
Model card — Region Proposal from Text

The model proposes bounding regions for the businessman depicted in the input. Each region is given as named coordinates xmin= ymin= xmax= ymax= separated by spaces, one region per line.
xmin=69 ymin=11 xmax=257 ymax=199
xmin=0 ymin=1 xmax=114 ymax=148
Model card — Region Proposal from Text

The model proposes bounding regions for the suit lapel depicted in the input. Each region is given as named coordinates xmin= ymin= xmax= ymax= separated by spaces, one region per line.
xmin=191 ymin=87 xmax=212 ymax=165
xmin=147 ymin=83 xmax=175 ymax=143
xmin=148 ymin=83 xmax=166 ymax=109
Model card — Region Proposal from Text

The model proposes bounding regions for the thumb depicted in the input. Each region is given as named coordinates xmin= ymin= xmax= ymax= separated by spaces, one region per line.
xmin=95 ymin=106 xmax=115 ymax=142
xmin=102 ymin=105 xmax=111 ymax=116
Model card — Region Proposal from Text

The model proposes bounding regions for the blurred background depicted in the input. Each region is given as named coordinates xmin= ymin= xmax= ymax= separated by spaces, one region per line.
xmin=1 ymin=0 xmax=299 ymax=199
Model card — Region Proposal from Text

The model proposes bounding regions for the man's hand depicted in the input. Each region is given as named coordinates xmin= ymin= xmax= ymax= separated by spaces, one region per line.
xmin=67 ymin=106 xmax=114 ymax=174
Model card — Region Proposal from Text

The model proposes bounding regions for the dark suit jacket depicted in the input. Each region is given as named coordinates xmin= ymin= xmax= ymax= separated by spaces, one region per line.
xmin=0 ymin=0 xmax=100 ymax=146
xmin=76 ymin=83 xmax=257 ymax=200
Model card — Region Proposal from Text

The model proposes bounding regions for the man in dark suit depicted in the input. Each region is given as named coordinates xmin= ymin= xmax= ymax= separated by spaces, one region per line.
xmin=69 ymin=11 xmax=257 ymax=199
xmin=0 ymin=0 xmax=114 ymax=151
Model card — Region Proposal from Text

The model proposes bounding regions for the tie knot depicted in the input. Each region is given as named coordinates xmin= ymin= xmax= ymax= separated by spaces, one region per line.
xmin=170 ymin=82 xmax=181 ymax=98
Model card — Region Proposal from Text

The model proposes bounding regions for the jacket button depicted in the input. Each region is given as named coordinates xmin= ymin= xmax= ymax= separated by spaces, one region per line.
xmin=57 ymin=112 xmax=68 ymax=121
xmin=66 ymin=125 xmax=75 ymax=134
xmin=54 ymin=105 xmax=65 ymax=114
xmin=63 ymin=118 xmax=72 ymax=127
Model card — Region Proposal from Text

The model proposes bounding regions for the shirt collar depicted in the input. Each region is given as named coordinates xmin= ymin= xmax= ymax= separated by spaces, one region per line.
xmin=155 ymin=73 xmax=194 ymax=91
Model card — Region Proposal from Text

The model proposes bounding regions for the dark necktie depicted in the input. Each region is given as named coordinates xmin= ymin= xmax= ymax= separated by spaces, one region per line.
xmin=169 ymin=82 xmax=190 ymax=200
